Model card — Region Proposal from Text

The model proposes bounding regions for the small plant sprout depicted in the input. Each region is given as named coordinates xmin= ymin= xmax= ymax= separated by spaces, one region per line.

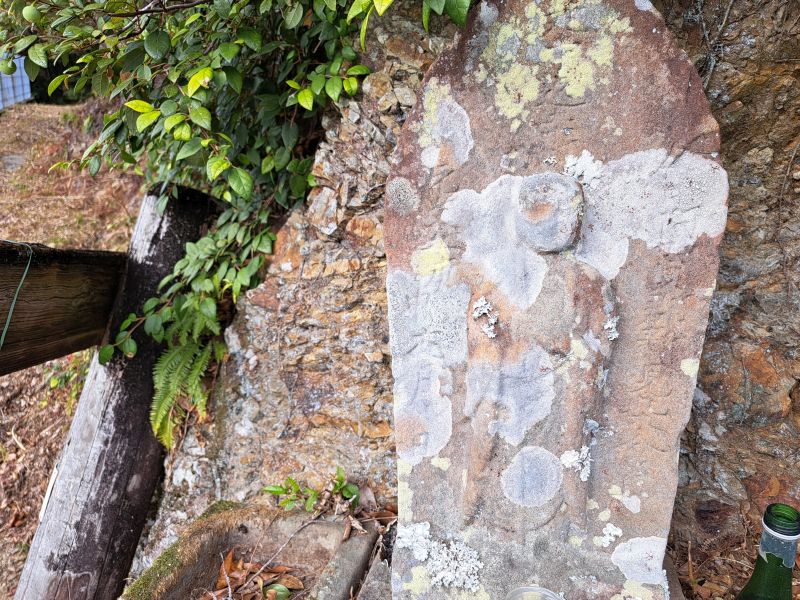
xmin=262 ymin=467 xmax=360 ymax=514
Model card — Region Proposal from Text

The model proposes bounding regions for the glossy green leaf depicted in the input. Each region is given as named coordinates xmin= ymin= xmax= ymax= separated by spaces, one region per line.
xmin=228 ymin=167 xmax=254 ymax=199
xmin=297 ymin=88 xmax=314 ymax=110
xmin=125 ymin=99 xmax=154 ymax=113
xmin=176 ymin=138 xmax=203 ymax=160
xmin=189 ymin=106 xmax=212 ymax=130
xmin=27 ymin=44 xmax=47 ymax=68
xmin=136 ymin=110 xmax=161 ymax=132
xmin=144 ymin=31 xmax=170 ymax=60
xmin=325 ymin=76 xmax=342 ymax=102
xmin=48 ymin=74 xmax=68 ymax=96
xmin=187 ymin=67 xmax=213 ymax=96
xmin=164 ymin=113 xmax=186 ymax=132
xmin=207 ymin=155 xmax=231 ymax=181
xmin=218 ymin=42 xmax=240 ymax=61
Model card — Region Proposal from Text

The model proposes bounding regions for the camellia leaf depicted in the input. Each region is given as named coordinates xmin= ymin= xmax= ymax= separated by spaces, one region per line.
xmin=373 ymin=0 xmax=394 ymax=16
xmin=136 ymin=109 xmax=161 ymax=132
xmin=27 ymin=44 xmax=48 ymax=68
xmin=176 ymin=138 xmax=202 ymax=160
xmin=236 ymin=28 xmax=262 ymax=51
xmin=297 ymin=88 xmax=314 ymax=110
xmin=346 ymin=65 xmax=370 ymax=76
xmin=325 ymin=76 xmax=342 ymax=102
xmin=144 ymin=31 xmax=170 ymax=60
xmin=218 ymin=42 xmax=240 ymax=61
xmin=284 ymin=3 xmax=304 ymax=28
xmin=359 ymin=6 xmax=374 ymax=50
xmin=443 ymin=0 xmax=470 ymax=26
xmin=173 ymin=122 xmax=191 ymax=141
xmin=163 ymin=113 xmax=186 ymax=132
xmin=187 ymin=67 xmax=213 ymax=97
xmin=125 ymin=99 xmax=155 ymax=113
xmin=207 ymin=155 xmax=231 ymax=181
xmin=48 ymin=74 xmax=68 ymax=96
xmin=14 ymin=35 xmax=38 ymax=54
xmin=222 ymin=67 xmax=242 ymax=93
xmin=228 ymin=167 xmax=254 ymax=199
xmin=347 ymin=0 xmax=371 ymax=22
xmin=189 ymin=106 xmax=212 ymax=130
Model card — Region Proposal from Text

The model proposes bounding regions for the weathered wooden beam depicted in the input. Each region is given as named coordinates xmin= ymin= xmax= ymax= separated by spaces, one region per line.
xmin=14 ymin=189 xmax=220 ymax=600
xmin=0 ymin=242 xmax=126 ymax=376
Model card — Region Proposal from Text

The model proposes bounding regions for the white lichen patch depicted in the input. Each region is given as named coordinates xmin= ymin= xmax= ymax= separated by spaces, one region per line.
xmin=413 ymin=78 xmax=474 ymax=169
xmin=465 ymin=346 xmax=555 ymax=445
xmin=392 ymin=356 xmax=454 ymax=466
xmin=609 ymin=486 xmax=642 ymax=513
xmin=611 ymin=536 xmax=668 ymax=586
xmin=386 ymin=269 xmax=470 ymax=365
xmin=387 ymin=177 xmax=421 ymax=215
xmin=567 ymin=148 xmax=729 ymax=280
xmin=560 ymin=446 xmax=592 ymax=481
xmin=396 ymin=521 xmax=433 ymax=561
xmin=501 ymin=446 xmax=563 ymax=507
xmin=395 ymin=521 xmax=484 ymax=593
xmin=472 ymin=296 xmax=500 ymax=338
xmin=443 ymin=173 xmax=584 ymax=308
xmin=603 ymin=316 xmax=620 ymax=340
xmin=594 ymin=523 xmax=623 ymax=547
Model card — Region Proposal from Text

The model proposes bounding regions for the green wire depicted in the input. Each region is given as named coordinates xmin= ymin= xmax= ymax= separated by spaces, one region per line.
xmin=0 ymin=240 xmax=33 ymax=352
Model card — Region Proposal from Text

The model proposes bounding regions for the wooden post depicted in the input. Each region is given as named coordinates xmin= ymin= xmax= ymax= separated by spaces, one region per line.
xmin=14 ymin=189 xmax=220 ymax=600
xmin=0 ymin=243 xmax=126 ymax=376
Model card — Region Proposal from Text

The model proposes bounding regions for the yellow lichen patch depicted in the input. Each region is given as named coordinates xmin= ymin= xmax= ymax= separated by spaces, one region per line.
xmin=416 ymin=78 xmax=451 ymax=148
xmin=588 ymin=36 xmax=614 ymax=67
xmin=605 ymin=15 xmax=633 ymax=34
xmin=398 ymin=480 xmax=413 ymax=522
xmin=398 ymin=458 xmax=413 ymax=477
xmin=587 ymin=498 xmax=600 ymax=510
xmin=496 ymin=63 xmax=540 ymax=120
xmin=569 ymin=534 xmax=585 ymax=547
xmin=598 ymin=508 xmax=611 ymax=521
xmin=457 ymin=586 xmax=491 ymax=599
xmin=558 ymin=43 xmax=596 ymax=98
xmin=612 ymin=580 xmax=655 ymax=600
xmin=411 ymin=238 xmax=450 ymax=276
xmin=539 ymin=47 xmax=555 ymax=62
xmin=608 ymin=484 xmax=622 ymax=496
xmin=403 ymin=566 xmax=432 ymax=595
xmin=431 ymin=455 xmax=451 ymax=471
xmin=681 ymin=357 xmax=700 ymax=378
xmin=570 ymin=337 xmax=589 ymax=360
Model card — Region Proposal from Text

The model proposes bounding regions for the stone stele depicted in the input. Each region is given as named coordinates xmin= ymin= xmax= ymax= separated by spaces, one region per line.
xmin=383 ymin=0 xmax=729 ymax=598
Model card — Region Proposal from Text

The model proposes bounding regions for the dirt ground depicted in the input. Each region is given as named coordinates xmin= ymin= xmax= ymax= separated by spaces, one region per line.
xmin=0 ymin=100 xmax=142 ymax=599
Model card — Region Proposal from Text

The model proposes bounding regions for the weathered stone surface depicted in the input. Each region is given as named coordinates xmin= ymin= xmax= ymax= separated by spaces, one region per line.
xmin=385 ymin=1 xmax=727 ymax=598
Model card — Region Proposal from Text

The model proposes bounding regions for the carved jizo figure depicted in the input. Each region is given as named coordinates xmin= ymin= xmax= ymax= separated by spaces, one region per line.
xmin=384 ymin=0 xmax=728 ymax=598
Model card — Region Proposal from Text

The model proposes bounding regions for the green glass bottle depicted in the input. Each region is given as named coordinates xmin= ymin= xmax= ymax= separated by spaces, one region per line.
xmin=736 ymin=503 xmax=800 ymax=600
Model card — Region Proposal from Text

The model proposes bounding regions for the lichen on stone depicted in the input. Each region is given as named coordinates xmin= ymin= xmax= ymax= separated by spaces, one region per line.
xmin=501 ymin=445 xmax=564 ymax=507
xmin=412 ymin=77 xmax=474 ymax=169
xmin=395 ymin=521 xmax=484 ymax=593
xmin=465 ymin=346 xmax=555 ymax=445
xmin=560 ymin=445 xmax=592 ymax=481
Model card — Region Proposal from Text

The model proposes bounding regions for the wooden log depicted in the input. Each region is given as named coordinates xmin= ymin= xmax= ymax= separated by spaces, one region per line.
xmin=0 ymin=242 xmax=126 ymax=376
xmin=14 ymin=189 xmax=220 ymax=600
